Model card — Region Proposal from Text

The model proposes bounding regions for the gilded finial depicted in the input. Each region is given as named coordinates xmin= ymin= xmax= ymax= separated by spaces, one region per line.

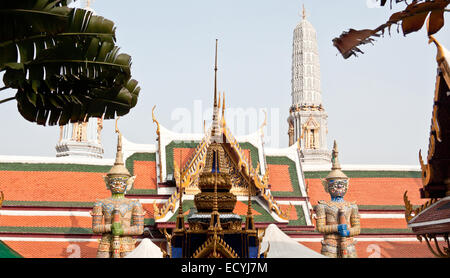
xmin=115 ymin=117 xmax=122 ymax=155
xmin=214 ymin=39 xmax=218 ymax=109
xmin=152 ymin=105 xmax=161 ymax=136
xmin=302 ymin=4 xmax=306 ymax=20
xmin=260 ymin=110 xmax=267 ymax=132
xmin=331 ymin=140 xmax=341 ymax=170
xmin=115 ymin=117 xmax=120 ymax=134
xmin=222 ymin=92 xmax=226 ymax=118
xmin=428 ymin=35 xmax=446 ymax=63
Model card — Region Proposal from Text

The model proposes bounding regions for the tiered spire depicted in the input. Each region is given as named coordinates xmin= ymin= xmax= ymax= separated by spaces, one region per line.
xmin=107 ymin=118 xmax=130 ymax=177
xmin=287 ymin=5 xmax=331 ymax=163
xmin=211 ymin=39 xmax=222 ymax=141
xmin=325 ymin=140 xmax=348 ymax=180
xmin=208 ymin=151 xmax=222 ymax=233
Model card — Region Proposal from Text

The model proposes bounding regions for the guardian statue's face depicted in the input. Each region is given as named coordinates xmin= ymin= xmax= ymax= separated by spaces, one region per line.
xmin=327 ymin=179 xmax=348 ymax=198
xmin=107 ymin=176 xmax=129 ymax=194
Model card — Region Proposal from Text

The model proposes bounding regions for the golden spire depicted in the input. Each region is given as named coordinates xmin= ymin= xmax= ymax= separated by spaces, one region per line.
xmin=211 ymin=39 xmax=221 ymax=138
xmin=245 ymin=181 xmax=255 ymax=231
xmin=214 ymin=39 xmax=218 ymax=109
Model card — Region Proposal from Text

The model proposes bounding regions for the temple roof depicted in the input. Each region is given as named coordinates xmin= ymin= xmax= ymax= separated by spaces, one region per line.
xmin=415 ymin=36 xmax=450 ymax=199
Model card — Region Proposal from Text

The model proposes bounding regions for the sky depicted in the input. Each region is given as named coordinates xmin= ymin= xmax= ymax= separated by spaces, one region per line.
xmin=0 ymin=0 xmax=449 ymax=165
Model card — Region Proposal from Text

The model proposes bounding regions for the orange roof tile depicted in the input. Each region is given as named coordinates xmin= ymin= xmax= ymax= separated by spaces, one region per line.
xmin=307 ymin=178 xmax=423 ymax=206
xmin=242 ymin=149 xmax=252 ymax=165
xmin=4 ymin=241 xmax=99 ymax=258
xmin=133 ymin=161 xmax=157 ymax=190
xmin=4 ymin=239 xmax=165 ymax=258
xmin=360 ymin=218 xmax=408 ymax=229
xmin=232 ymin=201 xmax=261 ymax=216
xmin=279 ymin=204 xmax=298 ymax=221
xmin=0 ymin=171 xmax=109 ymax=202
xmin=268 ymin=164 xmax=294 ymax=192
xmin=173 ymin=148 xmax=196 ymax=169
xmin=142 ymin=204 xmax=156 ymax=219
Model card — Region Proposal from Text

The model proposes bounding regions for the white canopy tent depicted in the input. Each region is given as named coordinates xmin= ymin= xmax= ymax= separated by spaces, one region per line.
xmin=260 ymin=224 xmax=326 ymax=258
xmin=125 ymin=238 xmax=163 ymax=258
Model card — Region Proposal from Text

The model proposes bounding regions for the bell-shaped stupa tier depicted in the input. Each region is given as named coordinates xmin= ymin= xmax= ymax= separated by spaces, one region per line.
xmin=189 ymin=143 xmax=242 ymax=230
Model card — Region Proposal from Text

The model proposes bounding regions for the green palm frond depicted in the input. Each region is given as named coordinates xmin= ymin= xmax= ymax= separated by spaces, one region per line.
xmin=0 ymin=0 xmax=141 ymax=126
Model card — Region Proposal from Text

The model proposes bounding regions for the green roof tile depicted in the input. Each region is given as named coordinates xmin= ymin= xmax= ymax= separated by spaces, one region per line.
xmin=0 ymin=241 xmax=22 ymax=258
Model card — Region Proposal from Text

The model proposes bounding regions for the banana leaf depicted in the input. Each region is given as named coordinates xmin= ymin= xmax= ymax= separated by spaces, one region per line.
xmin=0 ymin=0 xmax=141 ymax=126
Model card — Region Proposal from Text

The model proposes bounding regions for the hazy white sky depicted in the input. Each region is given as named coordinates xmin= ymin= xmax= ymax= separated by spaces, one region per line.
xmin=1 ymin=0 xmax=449 ymax=165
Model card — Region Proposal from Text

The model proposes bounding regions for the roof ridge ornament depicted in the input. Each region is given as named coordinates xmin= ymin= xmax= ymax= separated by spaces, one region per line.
xmin=428 ymin=35 xmax=446 ymax=63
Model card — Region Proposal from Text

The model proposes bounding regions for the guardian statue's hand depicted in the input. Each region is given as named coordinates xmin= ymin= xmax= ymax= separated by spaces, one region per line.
xmin=338 ymin=224 xmax=349 ymax=237
xmin=337 ymin=224 xmax=347 ymax=231
xmin=111 ymin=222 xmax=124 ymax=236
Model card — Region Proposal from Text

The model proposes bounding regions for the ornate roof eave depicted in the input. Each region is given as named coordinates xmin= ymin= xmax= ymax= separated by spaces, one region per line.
xmin=191 ymin=232 xmax=239 ymax=258
xmin=154 ymin=108 xmax=289 ymax=221
xmin=429 ymin=36 xmax=450 ymax=85
xmin=154 ymin=120 xmax=290 ymax=221
xmin=415 ymin=36 xmax=450 ymax=199
xmin=402 ymin=37 xmax=450 ymax=258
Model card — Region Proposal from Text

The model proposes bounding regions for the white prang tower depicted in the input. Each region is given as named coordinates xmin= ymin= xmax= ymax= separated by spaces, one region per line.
xmin=55 ymin=118 xmax=104 ymax=159
xmin=287 ymin=6 xmax=331 ymax=164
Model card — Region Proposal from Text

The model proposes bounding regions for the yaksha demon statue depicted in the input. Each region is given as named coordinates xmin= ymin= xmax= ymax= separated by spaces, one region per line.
xmin=314 ymin=140 xmax=360 ymax=258
xmin=91 ymin=126 xmax=145 ymax=258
